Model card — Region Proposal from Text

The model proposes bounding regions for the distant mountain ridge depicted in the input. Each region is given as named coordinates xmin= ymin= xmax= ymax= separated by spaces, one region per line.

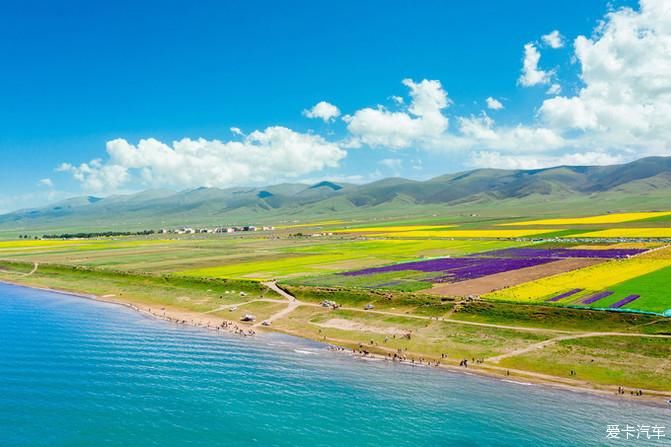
xmin=3 ymin=156 xmax=671 ymax=230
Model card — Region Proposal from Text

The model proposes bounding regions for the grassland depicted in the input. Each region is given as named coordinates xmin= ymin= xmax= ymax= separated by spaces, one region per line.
xmin=0 ymin=260 xmax=278 ymax=314
xmin=498 ymin=336 xmax=671 ymax=391
xmin=272 ymin=306 xmax=554 ymax=360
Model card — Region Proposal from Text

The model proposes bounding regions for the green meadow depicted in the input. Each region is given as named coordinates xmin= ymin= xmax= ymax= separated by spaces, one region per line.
xmin=0 ymin=235 xmax=524 ymax=280
xmin=596 ymin=265 xmax=671 ymax=313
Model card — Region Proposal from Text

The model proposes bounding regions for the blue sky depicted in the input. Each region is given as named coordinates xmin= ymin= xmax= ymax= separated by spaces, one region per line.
xmin=4 ymin=0 xmax=668 ymax=212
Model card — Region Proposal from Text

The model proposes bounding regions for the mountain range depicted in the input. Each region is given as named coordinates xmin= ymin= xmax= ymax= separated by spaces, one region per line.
xmin=3 ymin=156 xmax=671 ymax=231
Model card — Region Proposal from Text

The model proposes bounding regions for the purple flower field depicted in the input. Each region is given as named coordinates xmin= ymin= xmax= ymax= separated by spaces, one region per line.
xmin=342 ymin=256 xmax=556 ymax=283
xmin=547 ymin=288 xmax=582 ymax=302
xmin=340 ymin=245 xmax=648 ymax=286
xmin=581 ymin=291 xmax=614 ymax=305
xmin=476 ymin=247 xmax=646 ymax=259
xmin=611 ymin=295 xmax=640 ymax=308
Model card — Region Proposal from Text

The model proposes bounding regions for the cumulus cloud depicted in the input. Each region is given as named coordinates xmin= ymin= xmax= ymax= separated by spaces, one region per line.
xmin=58 ymin=160 xmax=129 ymax=192
xmin=55 ymin=1 xmax=671 ymax=190
xmin=546 ymin=83 xmax=562 ymax=95
xmin=345 ymin=78 xmax=450 ymax=149
xmin=518 ymin=43 xmax=553 ymax=86
xmin=486 ymin=97 xmax=504 ymax=110
xmin=457 ymin=114 xmax=565 ymax=152
xmin=539 ymin=0 xmax=671 ymax=154
xmin=303 ymin=101 xmax=341 ymax=122
xmin=542 ymin=30 xmax=564 ymax=49
xmin=60 ymin=127 xmax=346 ymax=193
xmin=452 ymin=0 xmax=671 ymax=168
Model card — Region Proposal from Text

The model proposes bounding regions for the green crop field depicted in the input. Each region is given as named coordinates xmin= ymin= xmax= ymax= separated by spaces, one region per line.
xmin=178 ymin=238 xmax=525 ymax=279
xmin=597 ymin=265 xmax=671 ymax=314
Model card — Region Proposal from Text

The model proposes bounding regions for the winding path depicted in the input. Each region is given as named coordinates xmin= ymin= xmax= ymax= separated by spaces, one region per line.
xmin=252 ymin=282 xmax=671 ymax=354
xmin=252 ymin=281 xmax=302 ymax=328
xmin=0 ymin=261 xmax=38 ymax=277
xmin=487 ymin=331 xmax=671 ymax=363
xmin=26 ymin=262 xmax=39 ymax=276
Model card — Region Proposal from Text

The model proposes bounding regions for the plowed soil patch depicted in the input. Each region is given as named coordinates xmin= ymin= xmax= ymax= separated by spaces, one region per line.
xmin=430 ymin=258 xmax=604 ymax=297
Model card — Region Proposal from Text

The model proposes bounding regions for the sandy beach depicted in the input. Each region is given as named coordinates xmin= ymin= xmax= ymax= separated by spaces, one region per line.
xmin=2 ymin=277 xmax=669 ymax=408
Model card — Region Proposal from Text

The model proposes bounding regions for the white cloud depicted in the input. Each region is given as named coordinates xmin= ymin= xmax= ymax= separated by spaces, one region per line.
xmin=230 ymin=127 xmax=244 ymax=136
xmin=470 ymin=150 xmax=624 ymax=170
xmin=58 ymin=160 xmax=129 ymax=192
xmin=457 ymin=114 xmax=565 ymax=152
xmin=455 ymin=0 xmax=671 ymax=166
xmin=539 ymin=0 xmax=671 ymax=154
xmin=60 ymin=127 xmax=346 ymax=193
xmin=345 ymin=78 xmax=450 ymax=149
xmin=53 ymin=1 xmax=671 ymax=192
xmin=38 ymin=178 xmax=53 ymax=188
xmin=486 ymin=97 xmax=504 ymax=110
xmin=518 ymin=43 xmax=553 ymax=86
xmin=390 ymin=95 xmax=404 ymax=105
xmin=303 ymin=101 xmax=341 ymax=122
xmin=542 ymin=30 xmax=564 ymax=49
xmin=546 ymin=83 xmax=562 ymax=95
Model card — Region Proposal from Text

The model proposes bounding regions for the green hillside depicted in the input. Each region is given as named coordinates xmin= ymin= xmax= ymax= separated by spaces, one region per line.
xmin=2 ymin=156 xmax=671 ymax=232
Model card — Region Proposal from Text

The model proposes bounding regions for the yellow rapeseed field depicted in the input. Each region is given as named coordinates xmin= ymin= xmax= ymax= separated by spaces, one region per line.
xmin=638 ymin=245 xmax=671 ymax=259
xmin=500 ymin=211 xmax=671 ymax=226
xmin=573 ymin=228 xmax=671 ymax=238
xmin=334 ymin=225 xmax=455 ymax=233
xmin=373 ymin=229 xmax=559 ymax=238
xmin=485 ymin=258 xmax=671 ymax=302
xmin=0 ymin=240 xmax=88 ymax=249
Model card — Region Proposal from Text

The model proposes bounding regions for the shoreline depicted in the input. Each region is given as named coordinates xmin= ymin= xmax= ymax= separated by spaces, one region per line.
xmin=0 ymin=279 xmax=257 ymax=337
xmin=1 ymin=278 xmax=670 ymax=408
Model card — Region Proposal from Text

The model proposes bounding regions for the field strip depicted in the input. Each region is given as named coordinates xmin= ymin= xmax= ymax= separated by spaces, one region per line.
xmin=487 ymin=331 xmax=671 ymax=363
xmin=428 ymin=258 xmax=603 ymax=297
xmin=499 ymin=211 xmax=671 ymax=226
xmin=636 ymin=243 xmax=671 ymax=257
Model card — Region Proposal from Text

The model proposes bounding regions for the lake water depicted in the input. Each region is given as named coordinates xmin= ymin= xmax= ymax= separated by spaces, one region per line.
xmin=0 ymin=282 xmax=668 ymax=446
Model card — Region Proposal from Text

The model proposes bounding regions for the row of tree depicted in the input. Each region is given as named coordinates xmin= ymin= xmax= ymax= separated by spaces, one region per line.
xmin=40 ymin=230 xmax=156 ymax=239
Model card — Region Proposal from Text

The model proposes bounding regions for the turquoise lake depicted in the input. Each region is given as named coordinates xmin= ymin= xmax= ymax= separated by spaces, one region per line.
xmin=0 ymin=282 xmax=668 ymax=446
